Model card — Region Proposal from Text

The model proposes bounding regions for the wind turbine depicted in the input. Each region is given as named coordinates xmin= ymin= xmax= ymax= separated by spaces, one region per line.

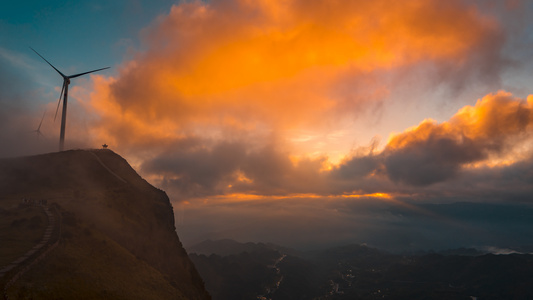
xmin=32 ymin=110 xmax=46 ymax=138
xmin=30 ymin=47 xmax=109 ymax=151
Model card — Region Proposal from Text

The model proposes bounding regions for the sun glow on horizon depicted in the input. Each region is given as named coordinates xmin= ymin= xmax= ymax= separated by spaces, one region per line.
xmin=185 ymin=192 xmax=396 ymax=205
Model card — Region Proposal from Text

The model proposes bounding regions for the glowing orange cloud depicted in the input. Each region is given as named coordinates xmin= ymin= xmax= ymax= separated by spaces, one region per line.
xmin=152 ymin=0 xmax=492 ymax=95
xmin=387 ymin=91 xmax=533 ymax=151
xmin=87 ymin=0 xmax=502 ymax=153
xmin=382 ymin=91 xmax=533 ymax=185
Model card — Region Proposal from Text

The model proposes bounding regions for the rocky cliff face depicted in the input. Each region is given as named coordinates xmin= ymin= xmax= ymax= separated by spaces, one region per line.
xmin=0 ymin=149 xmax=210 ymax=299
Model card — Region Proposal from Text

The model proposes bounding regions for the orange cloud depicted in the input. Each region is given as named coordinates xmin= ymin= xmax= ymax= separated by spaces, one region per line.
xmin=87 ymin=0 xmax=503 ymax=153
xmin=151 ymin=0 xmax=488 ymax=94
xmin=383 ymin=91 xmax=533 ymax=185
xmin=387 ymin=91 xmax=533 ymax=151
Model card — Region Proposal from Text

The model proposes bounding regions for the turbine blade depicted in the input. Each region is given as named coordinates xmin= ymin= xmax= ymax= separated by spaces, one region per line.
xmin=54 ymin=81 xmax=66 ymax=121
xmin=29 ymin=47 xmax=67 ymax=79
xmin=68 ymin=67 xmax=110 ymax=79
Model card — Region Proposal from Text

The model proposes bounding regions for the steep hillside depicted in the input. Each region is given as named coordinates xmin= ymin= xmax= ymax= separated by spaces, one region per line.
xmin=0 ymin=149 xmax=210 ymax=299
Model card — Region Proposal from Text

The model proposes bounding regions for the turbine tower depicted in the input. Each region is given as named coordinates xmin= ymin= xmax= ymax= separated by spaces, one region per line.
xmin=31 ymin=47 xmax=109 ymax=151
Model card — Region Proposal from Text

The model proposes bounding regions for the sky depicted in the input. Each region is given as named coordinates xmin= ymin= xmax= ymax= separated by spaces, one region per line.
xmin=1 ymin=0 xmax=533 ymax=251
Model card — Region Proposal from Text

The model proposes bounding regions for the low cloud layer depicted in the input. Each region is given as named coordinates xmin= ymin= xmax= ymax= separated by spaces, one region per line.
xmin=140 ymin=91 xmax=533 ymax=202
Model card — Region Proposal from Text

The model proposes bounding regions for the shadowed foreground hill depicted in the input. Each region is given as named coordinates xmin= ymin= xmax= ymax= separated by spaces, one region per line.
xmin=0 ymin=149 xmax=210 ymax=299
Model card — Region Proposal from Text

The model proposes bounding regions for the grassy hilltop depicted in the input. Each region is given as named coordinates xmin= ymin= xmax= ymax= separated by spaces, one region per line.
xmin=0 ymin=149 xmax=210 ymax=300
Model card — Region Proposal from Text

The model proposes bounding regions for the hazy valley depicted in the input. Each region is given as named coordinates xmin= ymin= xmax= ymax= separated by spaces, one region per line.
xmin=188 ymin=239 xmax=533 ymax=300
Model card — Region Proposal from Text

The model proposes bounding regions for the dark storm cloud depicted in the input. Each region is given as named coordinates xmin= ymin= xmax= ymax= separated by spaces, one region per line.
xmin=141 ymin=139 xmax=247 ymax=197
xmin=239 ymin=145 xmax=294 ymax=194
xmin=383 ymin=134 xmax=484 ymax=186
xmin=429 ymin=156 xmax=533 ymax=203
xmin=140 ymin=137 xmax=331 ymax=198
xmin=331 ymin=155 xmax=382 ymax=180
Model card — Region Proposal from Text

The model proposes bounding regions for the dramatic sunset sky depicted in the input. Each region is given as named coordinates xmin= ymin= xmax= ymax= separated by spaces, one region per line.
xmin=2 ymin=0 xmax=533 ymax=251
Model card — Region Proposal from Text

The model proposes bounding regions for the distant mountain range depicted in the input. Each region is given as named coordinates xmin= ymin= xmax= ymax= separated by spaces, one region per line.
xmin=188 ymin=238 xmax=300 ymax=257
xmin=188 ymin=239 xmax=533 ymax=300
xmin=0 ymin=150 xmax=209 ymax=299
